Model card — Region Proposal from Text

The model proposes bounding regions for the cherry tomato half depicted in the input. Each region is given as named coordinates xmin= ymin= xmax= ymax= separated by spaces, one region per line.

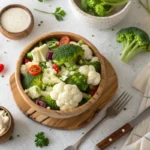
xmin=0 ymin=64 xmax=4 ymax=72
xmin=28 ymin=65 xmax=41 ymax=76
xmin=59 ymin=36 xmax=70 ymax=46
xmin=52 ymin=64 xmax=60 ymax=74
xmin=24 ymin=58 xmax=31 ymax=64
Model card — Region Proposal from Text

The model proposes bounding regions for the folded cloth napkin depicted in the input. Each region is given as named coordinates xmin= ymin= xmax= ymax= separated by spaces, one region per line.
xmin=122 ymin=63 xmax=150 ymax=150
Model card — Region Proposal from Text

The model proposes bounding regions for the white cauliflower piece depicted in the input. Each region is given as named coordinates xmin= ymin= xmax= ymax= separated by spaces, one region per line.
xmin=25 ymin=85 xmax=41 ymax=99
xmin=91 ymin=57 xmax=99 ymax=62
xmin=42 ymin=68 xmax=62 ymax=85
xmin=50 ymin=82 xmax=83 ymax=111
xmin=20 ymin=61 xmax=39 ymax=76
xmin=31 ymin=44 xmax=49 ymax=62
xmin=79 ymin=65 xmax=101 ymax=86
xmin=81 ymin=44 xmax=93 ymax=60
xmin=59 ymin=66 xmax=70 ymax=81
xmin=46 ymin=60 xmax=53 ymax=68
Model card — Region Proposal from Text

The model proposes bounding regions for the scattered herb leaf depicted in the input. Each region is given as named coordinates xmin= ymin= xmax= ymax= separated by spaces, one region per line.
xmin=40 ymin=21 xmax=43 ymax=23
xmin=17 ymin=135 xmax=20 ymax=137
xmin=38 ymin=0 xmax=43 ymax=2
xmin=34 ymin=7 xmax=66 ymax=21
xmin=92 ymin=35 xmax=94 ymax=37
xmin=1 ymin=75 xmax=4 ymax=78
xmin=35 ymin=132 xmax=49 ymax=148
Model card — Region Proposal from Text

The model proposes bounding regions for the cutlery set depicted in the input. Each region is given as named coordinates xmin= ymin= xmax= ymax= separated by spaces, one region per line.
xmin=64 ymin=92 xmax=150 ymax=150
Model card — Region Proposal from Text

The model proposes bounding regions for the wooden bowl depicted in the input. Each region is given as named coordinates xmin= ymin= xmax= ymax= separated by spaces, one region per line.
xmin=15 ymin=32 xmax=107 ymax=119
xmin=0 ymin=106 xmax=14 ymax=144
xmin=0 ymin=4 xmax=34 ymax=40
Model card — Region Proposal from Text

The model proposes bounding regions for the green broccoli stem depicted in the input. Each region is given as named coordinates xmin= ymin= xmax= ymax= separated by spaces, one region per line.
xmin=104 ymin=0 xmax=128 ymax=6
xmin=120 ymin=39 xmax=137 ymax=59
xmin=121 ymin=43 xmax=145 ymax=63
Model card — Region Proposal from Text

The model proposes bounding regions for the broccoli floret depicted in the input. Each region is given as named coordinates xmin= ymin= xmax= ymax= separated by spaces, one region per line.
xmin=81 ymin=0 xmax=93 ymax=12
xmin=117 ymin=27 xmax=150 ymax=63
xmin=41 ymin=96 xmax=59 ymax=110
xmin=87 ymin=0 xmax=99 ymax=8
xmin=65 ymin=72 xmax=88 ymax=91
xmin=52 ymin=44 xmax=84 ymax=66
xmin=90 ymin=61 xmax=101 ymax=72
xmin=46 ymin=38 xmax=59 ymax=49
xmin=22 ymin=73 xmax=43 ymax=89
xmin=83 ymin=0 xmax=128 ymax=16
xmin=94 ymin=3 xmax=114 ymax=16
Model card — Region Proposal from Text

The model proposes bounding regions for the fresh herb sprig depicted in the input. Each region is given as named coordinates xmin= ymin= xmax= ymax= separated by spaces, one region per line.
xmin=34 ymin=7 xmax=66 ymax=21
xmin=139 ymin=0 xmax=150 ymax=13
xmin=35 ymin=132 xmax=49 ymax=148
xmin=38 ymin=0 xmax=43 ymax=2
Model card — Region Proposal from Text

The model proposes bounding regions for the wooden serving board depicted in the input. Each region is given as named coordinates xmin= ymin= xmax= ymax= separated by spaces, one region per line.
xmin=9 ymin=58 xmax=118 ymax=130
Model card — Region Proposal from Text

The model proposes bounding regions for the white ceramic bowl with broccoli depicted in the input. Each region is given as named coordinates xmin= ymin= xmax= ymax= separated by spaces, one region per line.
xmin=70 ymin=0 xmax=132 ymax=29
xmin=15 ymin=32 xmax=107 ymax=118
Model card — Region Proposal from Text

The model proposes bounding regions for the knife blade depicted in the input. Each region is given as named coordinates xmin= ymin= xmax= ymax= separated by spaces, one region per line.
xmin=95 ymin=107 xmax=150 ymax=150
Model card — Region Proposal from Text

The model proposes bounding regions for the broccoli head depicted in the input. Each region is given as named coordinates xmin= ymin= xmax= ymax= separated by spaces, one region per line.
xmin=52 ymin=44 xmax=84 ymax=66
xmin=117 ymin=27 xmax=150 ymax=63
xmin=81 ymin=0 xmax=128 ymax=16
xmin=66 ymin=72 xmax=88 ymax=91
xmin=41 ymin=96 xmax=59 ymax=110
xmin=22 ymin=73 xmax=43 ymax=89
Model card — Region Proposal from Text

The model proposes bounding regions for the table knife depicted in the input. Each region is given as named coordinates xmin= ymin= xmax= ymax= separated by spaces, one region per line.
xmin=94 ymin=107 xmax=150 ymax=150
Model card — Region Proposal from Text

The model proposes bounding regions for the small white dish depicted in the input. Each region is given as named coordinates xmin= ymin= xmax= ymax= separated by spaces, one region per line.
xmin=69 ymin=0 xmax=132 ymax=29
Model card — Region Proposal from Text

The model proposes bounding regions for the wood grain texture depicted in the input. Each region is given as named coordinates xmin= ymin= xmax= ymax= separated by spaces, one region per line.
xmin=97 ymin=123 xmax=133 ymax=149
xmin=0 ymin=4 xmax=34 ymax=40
xmin=0 ymin=106 xmax=14 ymax=144
xmin=10 ymin=57 xmax=118 ymax=130
xmin=15 ymin=32 xmax=107 ymax=119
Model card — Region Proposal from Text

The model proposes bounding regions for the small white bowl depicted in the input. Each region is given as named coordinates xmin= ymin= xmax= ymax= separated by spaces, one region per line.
xmin=70 ymin=0 xmax=132 ymax=29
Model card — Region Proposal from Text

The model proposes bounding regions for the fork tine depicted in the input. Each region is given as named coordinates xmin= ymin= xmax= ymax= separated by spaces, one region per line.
xmin=117 ymin=95 xmax=132 ymax=111
xmin=115 ymin=93 xmax=129 ymax=108
xmin=112 ymin=91 xmax=126 ymax=107
xmin=113 ymin=91 xmax=127 ymax=107
xmin=118 ymin=96 xmax=132 ymax=111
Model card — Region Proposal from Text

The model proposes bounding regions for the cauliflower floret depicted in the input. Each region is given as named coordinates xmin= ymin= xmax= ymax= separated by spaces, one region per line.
xmin=20 ymin=61 xmax=39 ymax=76
xmin=78 ymin=65 xmax=101 ymax=86
xmin=59 ymin=66 xmax=70 ymax=81
xmin=46 ymin=60 xmax=53 ymax=68
xmin=91 ymin=57 xmax=99 ymax=62
xmin=42 ymin=68 xmax=62 ymax=85
xmin=50 ymin=82 xmax=83 ymax=111
xmin=25 ymin=85 xmax=41 ymax=99
xmin=81 ymin=44 xmax=93 ymax=60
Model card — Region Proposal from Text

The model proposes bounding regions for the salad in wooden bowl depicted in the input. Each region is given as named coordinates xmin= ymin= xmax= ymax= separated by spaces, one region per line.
xmin=15 ymin=32 xmax=106 ymax=118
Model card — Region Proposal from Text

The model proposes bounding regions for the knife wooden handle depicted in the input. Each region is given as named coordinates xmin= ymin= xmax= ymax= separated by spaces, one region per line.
xmin=96 ymin=123 xmax=133 ymax=150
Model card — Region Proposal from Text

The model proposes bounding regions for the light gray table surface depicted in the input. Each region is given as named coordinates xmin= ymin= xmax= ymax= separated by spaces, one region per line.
xmin=0 ymin=0 xmax=150 ymax=150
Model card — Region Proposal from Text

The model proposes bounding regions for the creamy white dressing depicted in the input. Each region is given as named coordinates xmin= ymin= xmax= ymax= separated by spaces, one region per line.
xmin=0 ymin=7 xmax=31 ymax=33
xmin=0 ymin=110 xmax=10 ymax=136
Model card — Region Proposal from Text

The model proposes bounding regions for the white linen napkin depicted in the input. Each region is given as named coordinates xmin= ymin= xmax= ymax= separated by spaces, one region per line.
xmin=122 ymin=63 xmax=150 ymax=150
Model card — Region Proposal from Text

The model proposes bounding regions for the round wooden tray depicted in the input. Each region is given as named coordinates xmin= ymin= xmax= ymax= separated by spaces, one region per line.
xmin=9 ymin=57 xmax=118 ymax=130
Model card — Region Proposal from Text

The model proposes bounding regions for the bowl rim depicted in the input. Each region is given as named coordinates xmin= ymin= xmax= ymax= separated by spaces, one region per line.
xmin=0 ymin=106 xmax=12 ymax=137
xmin=70 ymin=0 xmax=132 ymax=20
xmin=15 ymin=32 xmax=107 ymax=118
xmin=0 ymin=4 xmax=34 ymax=35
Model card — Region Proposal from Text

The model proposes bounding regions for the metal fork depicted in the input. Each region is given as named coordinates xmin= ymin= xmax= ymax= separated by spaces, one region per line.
xmin=64 ymin=91 xmax=132 ymax=150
